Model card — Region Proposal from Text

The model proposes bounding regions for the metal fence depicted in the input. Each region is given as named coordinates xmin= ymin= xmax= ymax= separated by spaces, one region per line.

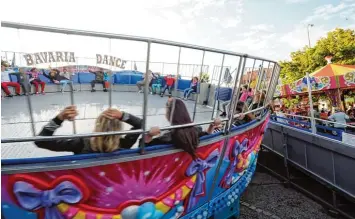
xmin=1 ymin=21 xmax=280 ymax=157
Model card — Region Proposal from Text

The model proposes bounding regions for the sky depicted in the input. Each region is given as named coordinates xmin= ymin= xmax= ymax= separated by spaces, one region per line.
xmin=1 ymin=0 xmax=355 ymax=75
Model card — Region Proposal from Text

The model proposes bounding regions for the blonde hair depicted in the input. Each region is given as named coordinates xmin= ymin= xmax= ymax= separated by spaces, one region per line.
xmin=90 ymin=114 xmax=123 ymax=153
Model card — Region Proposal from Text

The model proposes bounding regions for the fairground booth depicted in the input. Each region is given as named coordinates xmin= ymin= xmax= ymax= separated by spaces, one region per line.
xmin=274 ymin=56 xmax=355 ymax=114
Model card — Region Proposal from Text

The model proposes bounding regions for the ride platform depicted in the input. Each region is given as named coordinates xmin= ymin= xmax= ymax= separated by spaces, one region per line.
xmin=1 ymin=91 xmax=213 ymax=159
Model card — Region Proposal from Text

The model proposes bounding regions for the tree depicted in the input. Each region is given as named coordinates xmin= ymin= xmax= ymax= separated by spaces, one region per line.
xmin=279 ymin=28 xmax=355 ymax=84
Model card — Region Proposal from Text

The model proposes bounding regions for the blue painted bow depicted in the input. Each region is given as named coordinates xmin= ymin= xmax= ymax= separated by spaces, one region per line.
xmin=13 ymin=181 xmax=83 ymax=219
xmin=224 ymin=139 xmax=248 ymax=187
xmin=185 ymin=149 xmax=219 ymax=210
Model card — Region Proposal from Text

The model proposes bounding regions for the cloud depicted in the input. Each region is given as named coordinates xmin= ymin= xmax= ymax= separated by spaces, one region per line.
xmin=286 ymin=0 xmax=309 ymax=3
xmin=221 ymin=18 xmax=242 ymax=28
xmin=250 ymin=24 xmax=275 ymax=32
xmin=302 ymin=2 xmax=355 ymax=23
xmin=280 ymin=24 xmax=328 ymax=49
xmin=210 ymin=17 xmax=220 ymax=23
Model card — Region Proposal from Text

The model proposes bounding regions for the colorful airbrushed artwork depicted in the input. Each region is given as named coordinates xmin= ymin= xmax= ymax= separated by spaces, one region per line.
xmin=1 ymin=118 xmax=269 ymax=219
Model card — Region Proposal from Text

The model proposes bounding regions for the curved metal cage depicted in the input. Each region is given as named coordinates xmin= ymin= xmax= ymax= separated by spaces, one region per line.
xmin=1 ymin=21 xmax=280 ymax=219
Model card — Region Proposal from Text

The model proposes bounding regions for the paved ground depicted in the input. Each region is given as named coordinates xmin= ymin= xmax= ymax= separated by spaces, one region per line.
xmin=239 ymin=170 xmax=335 ymax=219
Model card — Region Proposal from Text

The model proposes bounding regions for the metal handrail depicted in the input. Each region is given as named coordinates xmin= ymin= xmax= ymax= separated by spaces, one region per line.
xmin=280 ymin=113 xmax=355 ymax=129
xmin=1 ymin=118 xmax=230 ymax=143
xmin=1 ymin=21 xmax=277 ymax=63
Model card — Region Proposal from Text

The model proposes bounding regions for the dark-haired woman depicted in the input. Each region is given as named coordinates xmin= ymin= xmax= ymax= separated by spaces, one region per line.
xmin=144 ymin=97 xmax=220 ymax=158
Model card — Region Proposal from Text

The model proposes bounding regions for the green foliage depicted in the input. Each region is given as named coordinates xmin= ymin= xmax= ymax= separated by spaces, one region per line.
xmin=200 ymin=72 xmax=210 ymax=83
xmin=279 ymin=28 xmax=355 ymax=84
xmin=281 ymin=97 xmax=299 ymax=108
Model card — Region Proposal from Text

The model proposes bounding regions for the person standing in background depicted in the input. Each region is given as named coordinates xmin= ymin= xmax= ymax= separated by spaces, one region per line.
xmin=151 ymin=74 xmax=162 ymax=95
xmin=328 ymin=108 xmax=349 ymax=133
xmin=160 ymin=74 xmax=175 ymax=97
xmin=137 ymin=70 xmax=153 ymax=93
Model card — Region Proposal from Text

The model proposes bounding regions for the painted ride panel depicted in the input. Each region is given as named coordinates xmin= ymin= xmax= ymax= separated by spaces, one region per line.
xmin=1 ymin=116 xmax=269 ymax=219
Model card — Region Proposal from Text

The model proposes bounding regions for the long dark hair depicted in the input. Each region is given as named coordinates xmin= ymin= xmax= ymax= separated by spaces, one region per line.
xmin=167 ymin=98 xmax=199 ymax=159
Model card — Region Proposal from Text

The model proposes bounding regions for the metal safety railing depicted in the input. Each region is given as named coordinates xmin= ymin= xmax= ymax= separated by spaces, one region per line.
xmin=271 ymin=113 xmax=355 ymax=143
xmin=1 ymin=21 xmax=280 ymax=156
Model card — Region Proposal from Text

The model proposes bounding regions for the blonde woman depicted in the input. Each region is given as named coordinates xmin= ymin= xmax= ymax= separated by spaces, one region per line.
xmin=34 ymin=106 xmax=142 ymax=154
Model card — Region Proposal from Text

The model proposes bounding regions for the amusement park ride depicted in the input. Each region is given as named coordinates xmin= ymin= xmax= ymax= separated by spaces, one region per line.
xmin=1 ymin=21 xmax=280 ymax=219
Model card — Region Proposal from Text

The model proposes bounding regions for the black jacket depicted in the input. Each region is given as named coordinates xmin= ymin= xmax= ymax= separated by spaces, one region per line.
xmin=43 ymin=70 xmax=68 ymax=83
xmin=145 ymin=126 xmax=208 ymax=146
xmin=34 ymin=112 xmax=142 ymax=154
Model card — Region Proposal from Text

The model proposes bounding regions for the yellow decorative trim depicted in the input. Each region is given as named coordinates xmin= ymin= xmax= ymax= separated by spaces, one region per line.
xmin=73 ymin=211 xmax=86 ymax=219
xmin=57 ymin=203 xmax=69 ymax=213
xmin=113 ymin=215 xmax=122 ymax=219
xmin=155 ymin=174 xmax=197 ymax=213
xmin=96 ymin=214 xmax=102 ymax=219
xmin=156 ymin=201 xmax=170 ymax=213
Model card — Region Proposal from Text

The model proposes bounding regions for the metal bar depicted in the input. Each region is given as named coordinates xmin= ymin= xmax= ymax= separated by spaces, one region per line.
xmin=306 ymin=72 xmax=317 ymax=133
xmin=139 ymin=42 xmax=151 ymax=154
xmin=256 ymin=61 xmax=264 ymax=91
xmin=263 ymin=63 xmax=276 ymax=107
xmin=282 ymin=129 xmax=291 ymax=182
xmin=169 ymin=47 xmax=181 ymax=123
xmin=25 ymin=79 xmax=36 ymax=135
xmin=228 ymin=56 xmax=247 ymax=131
xmin=267 ymin=66 xmax=277 ymax=102
xmin=331 ymin=152 xmax=336 ymax=184
xmin=192 ymin=50 xmax=205 ymax=121
xmin=270 ymin=64 xmax=280 ymax=100
xmin=272 ymin=64 xmax=281 ymax=99
xmin=1 ymin=21 xmax=277 ymax=63
xmin=2 ymin=109 xmax=217 ymax=125
xmin=1 ymin=118 xmax=229 ymax=144
xmin=173 ymin=47 xmax=181 ymax=99
xmin=108 ymin=38 xmax=113 ymax=108
xmin=304 ymin=143 xmax=308 ymax=168
xmin=256 ymin=62 xmax=270 ymax=111
xmin=69 ymin=35 xmax=77 ymax=134
xmin=208 ymin=56 xmax=245 ymax=200
xmin=16 ymin=28 xmax=36 ymax=136
xmin=211 ymin=54 xmax=225 ymax=119
xmin=246 ymin=59 xmax=256 ymax=92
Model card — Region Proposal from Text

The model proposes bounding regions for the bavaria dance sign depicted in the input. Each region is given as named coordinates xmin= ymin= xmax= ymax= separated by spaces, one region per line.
xmin=23 ymin=52 xmax=127 ymax=69
xmin=23 ymin=51 xmax=76 ymax=66
xmin=96 ymin=54 xmax=127 ymax=69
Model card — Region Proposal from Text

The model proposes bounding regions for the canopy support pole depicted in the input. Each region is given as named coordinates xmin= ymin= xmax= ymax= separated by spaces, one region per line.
xmin=306 ymin=72 xmax=317 ymax=134
xmin=211 ymin=54 xmax=225 ymax=119
xmin=140 ymin=41 xmax=151 ymax=154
